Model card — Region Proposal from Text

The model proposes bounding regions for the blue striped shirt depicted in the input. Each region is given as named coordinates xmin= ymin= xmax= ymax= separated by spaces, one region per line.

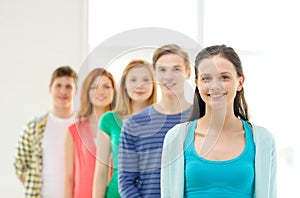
xmin=118 ymin=105 xmax=191 ymax=198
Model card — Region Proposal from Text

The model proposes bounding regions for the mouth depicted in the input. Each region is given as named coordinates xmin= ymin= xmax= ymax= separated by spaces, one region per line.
xmin=58 ymin=96 xmax=68 ymax=100
xmin=95 ymin=96 xmax=106 ymax=101
xmin=208 ymin=93 xmax=226 ymax=98
xmin=134 ymin=91 xmax=145 ymax=95
xmin=163 ymin=82 xmax=176 ymax=89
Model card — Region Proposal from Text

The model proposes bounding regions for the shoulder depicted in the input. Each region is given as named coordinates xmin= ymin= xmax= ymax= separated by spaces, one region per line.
xmin=164 ymin=122 xmax=189 ymax=144
xmin=100 ymin=111 xmax=120 ymax=126
xmin=132 ymin=106 xmax=153 ymax=118
xmin=68 ymin=118 xmax=87 ymax=132
xmin=101 ymin=111 xmax=116 ymax=120
xmin=30 ymin=113 xmax=48 ymax=126
xmin=182 ymin=105 xmax=193 ymax=115
xmin=35 ymin=113 xmax=48 ymax=123
xmin=125 ymin=106 xmax=153 ymax=124
xmin=101 ymin=111 xmax=122 ymax=124
xmin=23 ymin=113 xmax=48 ymax=134
xmin=252 ymin=123 xmax=275 ymax=144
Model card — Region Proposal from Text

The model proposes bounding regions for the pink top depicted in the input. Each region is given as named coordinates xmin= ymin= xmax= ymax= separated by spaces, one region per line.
xmin=69 ymin=118 xmax=96 ymax=198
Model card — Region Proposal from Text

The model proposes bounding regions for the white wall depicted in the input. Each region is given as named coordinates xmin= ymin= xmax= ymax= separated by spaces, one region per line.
xmin=0 ymin=0 xmax=87 ymax=196
xmin=87 ymin=0 xmax=201 ymax=113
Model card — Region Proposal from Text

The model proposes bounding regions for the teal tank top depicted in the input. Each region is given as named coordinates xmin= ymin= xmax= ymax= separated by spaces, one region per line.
xmin=184 ymin=119 xmax=255 ymax=198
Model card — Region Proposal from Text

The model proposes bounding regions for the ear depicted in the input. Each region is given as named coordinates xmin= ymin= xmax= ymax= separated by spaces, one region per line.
xmin=186 ymin=70 xmax=191 ymax=79
xmin=194 ymin=78 xmax=199 ymax=89
xmin=237 ymin=76 xmax=245 ymax=91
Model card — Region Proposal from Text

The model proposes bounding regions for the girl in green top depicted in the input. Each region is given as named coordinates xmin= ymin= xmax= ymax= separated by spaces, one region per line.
xmin=93 ymin=59 xmax=157 ymax=197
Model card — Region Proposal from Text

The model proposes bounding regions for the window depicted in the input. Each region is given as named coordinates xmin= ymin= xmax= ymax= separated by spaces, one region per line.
xmin=88 ymin=0 xmax=199 ymax=101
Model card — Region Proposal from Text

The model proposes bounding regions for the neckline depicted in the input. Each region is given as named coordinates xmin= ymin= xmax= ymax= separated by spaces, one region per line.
xmin=189 ymin=119 xmax=250 ymax=164
xmin=48 ymin=111 xmax=73 ymax=122
xmin=151 ymin=105 xmax=192 ymax=116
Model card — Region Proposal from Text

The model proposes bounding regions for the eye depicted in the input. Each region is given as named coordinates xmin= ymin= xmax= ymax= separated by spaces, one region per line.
xmin=143 ymin=77 xmax=151 ymax=82
xmin=55 ymin=83 xmax=62 ymax=89
xmin=90 ymin=85 xmax=97 ymax=90
xmin=129 ymin=78 xmax=136 ymax=82
xmin=66 ymin=85 xmax=73 ymax=90
xmin=201 ymin=76 xmax=212 ymax=81
xmin=221 ymin=75 xmax=230 ymax=81
xmin=158 ymin=67 xmax=166 ymax=72
xmin=104 ymin=85 xmax=112 ymax=89
xmin=174 ymin=67 xmax=181 ymax=71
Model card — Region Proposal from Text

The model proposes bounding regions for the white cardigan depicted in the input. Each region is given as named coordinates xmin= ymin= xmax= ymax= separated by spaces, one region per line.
xmin=161 ymin=121 xmax=277 ymax=198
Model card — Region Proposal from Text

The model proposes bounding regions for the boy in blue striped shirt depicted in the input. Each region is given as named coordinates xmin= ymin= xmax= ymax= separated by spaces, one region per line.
xmin=119 ymin=44 xmax=192 ymax=197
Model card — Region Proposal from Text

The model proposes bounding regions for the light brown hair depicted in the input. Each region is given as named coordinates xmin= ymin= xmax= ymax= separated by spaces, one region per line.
xmin=152 ymin=44 xmax=190 ymax=73
xmin=114 ymin=59 xmax=157 ymax=117
xmin=77 ymin=68 xmax=116 ymax=120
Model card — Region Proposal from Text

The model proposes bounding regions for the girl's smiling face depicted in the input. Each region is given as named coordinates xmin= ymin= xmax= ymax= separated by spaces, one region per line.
xmin=125 ymin=66 xmax=154 ymax=103
xmin=196 ymin=56 xmax=244 ymax=109
xmin=89 ymin=75 xmax=115 ymax=108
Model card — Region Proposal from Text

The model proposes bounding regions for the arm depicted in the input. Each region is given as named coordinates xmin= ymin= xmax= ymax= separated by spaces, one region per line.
xmin=161 ymin=123 xmax=187 ymax=198
xmin=14 ymin=120 xmax=34 ymax=185
xmin=161 ymin=133 xmax=171 ymax=198
xmin=270 ymin=135 xmax=277 ymax=198
xmin=64 ymin=130 xmax=74 ymax=198
xmin=118 ymin=122 xmax=141 ymax=198
xmin=93 ymin=130 xmax=111 ymax=198
xmin=108 ymin=154 xmax=114 ymax=182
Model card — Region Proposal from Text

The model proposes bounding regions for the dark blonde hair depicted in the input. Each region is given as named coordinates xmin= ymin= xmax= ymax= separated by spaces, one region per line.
xmin=50 ymin=66 xmax=77 ymax=86
xmin=152 ymin=44 xmax=190 ymax=73
xmin=190 ymin=45 xmax=249 ymax=121
xmin=114 ymin=59 xmax=157 ymax=117
xmin=77 ymin=68 xmax=116 ymax=120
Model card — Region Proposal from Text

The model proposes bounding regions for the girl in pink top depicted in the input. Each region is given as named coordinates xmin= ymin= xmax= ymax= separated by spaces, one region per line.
xmin=64 ymin=68 xmax=116 ymax=198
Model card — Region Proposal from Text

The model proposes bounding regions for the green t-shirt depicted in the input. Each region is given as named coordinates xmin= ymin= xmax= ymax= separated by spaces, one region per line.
xmin=99 ymin=111 xmax=123 ymax=198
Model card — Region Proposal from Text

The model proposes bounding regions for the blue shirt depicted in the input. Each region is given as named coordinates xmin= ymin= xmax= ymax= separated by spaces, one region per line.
xmin=184 ymin=120 xmax=255 ymax=198
xmin=118 ymin=105 xmax=191 ymax=198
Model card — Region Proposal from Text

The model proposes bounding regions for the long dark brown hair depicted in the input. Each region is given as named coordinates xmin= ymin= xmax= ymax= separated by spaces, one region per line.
xmin=189 ymin=45 xmax=249 ymax=121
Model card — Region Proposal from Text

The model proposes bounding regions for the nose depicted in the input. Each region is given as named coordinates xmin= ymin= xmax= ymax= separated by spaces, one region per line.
xmin=163 ymin=69 xmax=174 ymax=81
xmin=137 ymin=79 xmax=149 ymax=88
xmin=208 ymin=78 xmax=223 ymax=91
xmin=60 ymin=86 xmax=69 ymax=95
xmin=95 ymin=85 xmax=104 ymax=95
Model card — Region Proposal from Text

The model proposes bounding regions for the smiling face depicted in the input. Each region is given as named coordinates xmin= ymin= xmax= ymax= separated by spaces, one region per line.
xmin=49 ymin=76 xmax=76 ymax=110
xmin=196 ymin=56 xmax=244 ymax=110
xmin=89 ymin=75 xmax=115 ymax=109
xmin=155 ymin=54 xmax=190 ymax=97
xmin=125 ymin=66 xmax=154 ymax=103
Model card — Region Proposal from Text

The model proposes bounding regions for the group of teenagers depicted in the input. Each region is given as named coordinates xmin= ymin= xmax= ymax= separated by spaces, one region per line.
xmin=14 ymin=44 xmax=277 ymax=198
